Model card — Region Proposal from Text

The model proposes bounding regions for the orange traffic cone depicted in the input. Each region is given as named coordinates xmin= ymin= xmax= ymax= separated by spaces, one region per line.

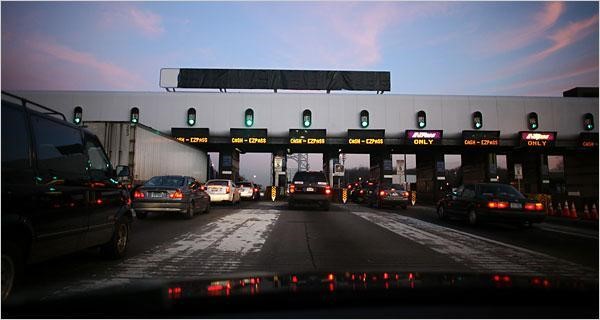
xmin=583 ymin=205 xmax=590 ymax=220
xmin=547 ymin=202 xmax=554 ymax=216
xmin=570 ymin=202 xmax=578 ymax=219
xmin=562 ymin=201 xmax=570 ymax=218
xmin=591 ymin=204 xmax=598 ymax=220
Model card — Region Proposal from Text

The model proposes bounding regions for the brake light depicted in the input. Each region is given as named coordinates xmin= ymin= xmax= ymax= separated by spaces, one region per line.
xmin=360 ymin=190 xmax=364 ymax=194
xmin=497 ymin=201 xmax=509 ymax=209
xmin=226 ymin=186 xmax=230 ymax=194
xmin=525 ymin=202 xmax=544 ymax=211
xmin=325 ymin=185 xmax=331 ymax=195
xmin=254 ymin=188 xmax=258 ymax=192
xmin=347 ymin=184 xmax=352 ymax=189
xmin=379 ymin=190 xmax=387 ymax=197
xmin=487 ymin=201 xmax=497 ymax=209
xmin=133 ymin=190 xmax=144 ymax=199
xmin=289 ymin=185 xmax=295 ymax=193
xmin=535 ymin=203 xmax=544 ymax=211
xmin=488 ymin=201 xmax=509 ymax=209
xmin=200 ymin=185 xmax=205 ymax=191
xmin=402 ymin=191 xmax=409 ymax=197
xmin=328 ymin=273 xmax=335 ymax=281
xmin=170 ymin=189 xmax=184 ymax=199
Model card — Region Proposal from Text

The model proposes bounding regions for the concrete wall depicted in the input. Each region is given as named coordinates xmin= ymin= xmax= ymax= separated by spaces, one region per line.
xmin=14 ymin=91 xmax=598 ymax=139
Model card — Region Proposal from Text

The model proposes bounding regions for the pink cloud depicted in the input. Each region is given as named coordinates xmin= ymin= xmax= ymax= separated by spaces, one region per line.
xmin=99 ymin=4 xmax=164 ymax=38
xmin=483 ymin=2 xmax=564 ymax=54
xmin=17 ymin=36 xmax=149 ymax=90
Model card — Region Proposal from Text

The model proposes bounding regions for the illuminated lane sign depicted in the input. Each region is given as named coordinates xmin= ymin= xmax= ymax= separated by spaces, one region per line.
xmin=230 ymin=128 xmax=268 ymax=144
xmin=405 ymin=130 xmax=443 ymax=145
xmin=579 ymin=132 xmax=598 ymax=148
xmin=171 ymin=128 xmax=209 ymax=144
xmin=462 ymin=130 xmax=500 ymax=147
xmin=519 ymin=131 xmax=556 ymax=147
xmin=347 ymin=129 xmax=385 ymax=145
xmin=289 ymin=129 xmax=326 ymax=144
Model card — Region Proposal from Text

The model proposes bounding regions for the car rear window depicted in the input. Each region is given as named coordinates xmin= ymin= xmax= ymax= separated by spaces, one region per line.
xmin=145 ymin=176 xmax=184 ymax=187
xmin=239 ymin=182 xmax=253 ymax=187
xmin=293 ymin=171 xmax=327 ymax=183
xmin=479 ymin=184 xmax=525 ymax=199
xmin=383 ymin=184 xmax=405 ymax=190
xmin=206 ymin=180 xmax=229 ymax=186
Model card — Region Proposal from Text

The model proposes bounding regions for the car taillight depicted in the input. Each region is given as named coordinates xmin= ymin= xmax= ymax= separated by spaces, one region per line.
xmin=325 ymin=186 xmax=331 ymax=195
xmin=488 ymin=201 xmax=509 ymax=209
xmin=525 ymin=202 xmax=544 ymax=211
xmin=226 ymin=186 xmax=230 ymax=194
xmin=347 ymin=184 xmax=352 ymax=189
xmin=133 ymin=190 xmax=144 ymax=199
xmin=379 ymin=191 xmax=387 ymax=197
xmin=170 ymin=189 xmax=184 ymax=199
xmin=254 ymin=188 xmax=258 ymax=192
xmin=360 ymin=190 xmax=364 ymax=194
xmin=200 ymin=185 xmax=205 ymax=191
xmin=402 ymin=191 xmax=409 ymax=197
xmin=289 ymin=185 xmax=295 ymax=193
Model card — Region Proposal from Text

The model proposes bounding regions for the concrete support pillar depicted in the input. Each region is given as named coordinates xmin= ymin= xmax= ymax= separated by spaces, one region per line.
xmin=272 ymin=150 xmax=287 ymax=189
xmin=219 ymin=148 xmax=240 ymax=182
xmin=565 ymin=152 xmax=599 ymax=202
xmin=416 ymin=151 xmax=445 ymax=204
xmin=508 ymin=152 xmax=549 ymax=195
xmin=369 ymin=152 xmax=393 ymax=184
xmin=461 ymin=151 xmax=498 ymax=183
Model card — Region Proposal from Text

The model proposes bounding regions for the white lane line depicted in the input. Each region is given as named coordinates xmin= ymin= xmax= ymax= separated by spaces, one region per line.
xmin=536 ymin=224 xmax=598 ymax=240
xmin=51 ymin=209 xmax=281 ymax=296
xmin=350 ymin=210 xmax=597 ymax=281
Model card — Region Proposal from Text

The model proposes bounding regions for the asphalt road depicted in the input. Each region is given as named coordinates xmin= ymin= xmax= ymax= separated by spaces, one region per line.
xmin=8 ymin=200 xmax=599 ymax=303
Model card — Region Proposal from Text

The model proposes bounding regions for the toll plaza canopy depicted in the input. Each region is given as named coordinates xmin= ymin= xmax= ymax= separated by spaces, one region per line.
xmin=163 ymin=68 xmax=391 ymax=92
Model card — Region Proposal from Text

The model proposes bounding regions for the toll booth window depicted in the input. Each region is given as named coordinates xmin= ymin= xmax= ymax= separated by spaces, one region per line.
xmin=479 ymin=184 xmax=525 ymax=199
xmin=1 ymin=103 xmax=30 ymax=171
xmin=31 ymin=115 xmax=87 ymax=180
xmin=548 ymin=155 xmax=564 ymax=174
xmin=145 ymin=176 xmax=185 ymax=187
xmin=462 ymin=185 xmax=476 ymax=199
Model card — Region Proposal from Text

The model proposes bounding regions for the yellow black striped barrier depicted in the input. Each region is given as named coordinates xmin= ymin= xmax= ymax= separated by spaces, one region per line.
xmin=411 ymin=191 xmax=417 ymax=206
xmin=271 ymin=186 xmax=277 ymax=202
xmin=342 ymin=188 xmax=348 ymax=204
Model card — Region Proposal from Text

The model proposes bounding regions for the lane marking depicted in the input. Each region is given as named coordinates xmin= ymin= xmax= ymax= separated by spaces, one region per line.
xmin=349 ymin=210 xmax=597 ymax=281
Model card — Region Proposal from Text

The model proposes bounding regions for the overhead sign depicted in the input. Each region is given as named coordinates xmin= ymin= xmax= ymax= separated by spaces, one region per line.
xmin=171 ymin=128 xmax=209 ymax=144
xmin=579 ymin=132 xmax=598 ymax=148
xmin=519 ymin=131 xmax=556 ymax=147
xmin=462 ymin=130 xmax=500 ymax=147
xmin=230 ymin=128 xmax=268 ymax=144
xmin=289 ymin=129 xmax=326 ymax=145
xmin=405 ymin=130 xmax=443 ymax=145
xmin=347 ymin=129 xmax=385 ymax=145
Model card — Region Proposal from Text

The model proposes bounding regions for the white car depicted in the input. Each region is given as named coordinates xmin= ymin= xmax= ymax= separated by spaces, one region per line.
xmin=238 ymin=181 xmax=259 ymax=200
xmin=205 ymin=179 xmax=241 ymax=204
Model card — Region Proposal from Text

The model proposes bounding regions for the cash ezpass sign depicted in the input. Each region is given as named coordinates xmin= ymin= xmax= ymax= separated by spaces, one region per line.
xmin=347 ymin=129 xmax=385 ymax=145
xmin=405 ymin=130 xmax=443 ymax=145
xmin=462 ymin=130 xmax=500 ymax=146
xmin=289 ymin=129 xmax=326 ymax=144
xmin=230 ymin=128 xmax=268 ymax=144
xmin=171 ymin=128 xmax=209 ymax=144
xmin=519 ymin=131 xmax=556 ymax=147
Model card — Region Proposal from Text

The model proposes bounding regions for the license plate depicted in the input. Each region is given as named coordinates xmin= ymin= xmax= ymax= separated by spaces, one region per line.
xmin=209 ymin=187 xmax=219 ymax=192
xmin=150 ymin=192 xmax=163 ymax=198
xmin=305 ymin=187 xmax=314 ymax=192
xmin=510 ymin=203 xmax=522 ymax=209
xmin=391 ymin=192 xmax=398 ymax=196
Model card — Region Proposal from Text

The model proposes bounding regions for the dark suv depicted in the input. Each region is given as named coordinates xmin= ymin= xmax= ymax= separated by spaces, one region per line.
xmin=1 ymin=92 xmax=134 ymax=301
xmin=288 ymin=171 xmax=332 ymax=210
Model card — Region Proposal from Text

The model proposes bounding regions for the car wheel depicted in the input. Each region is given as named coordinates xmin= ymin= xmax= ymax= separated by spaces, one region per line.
xmin=183 ymin=202 xmax=195 ymax=219
xmin=136 ymin=211 xmax=147 ymax=220
xmin=437 ymin=206 xmax=447 ymax=220
xmin=468 ymin=209 xmax=478 ymax=226
xmin=203 ymin=201 xmax=211 ymax=213
xmin=101 ymin=219 xmax=129 ymax=259
xmin=1 ymin=241 xmax=22 ymax=302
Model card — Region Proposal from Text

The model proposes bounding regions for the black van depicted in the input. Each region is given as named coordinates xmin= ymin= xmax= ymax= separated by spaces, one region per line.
xmin=1 ymin=92 xmax=134 ymax=300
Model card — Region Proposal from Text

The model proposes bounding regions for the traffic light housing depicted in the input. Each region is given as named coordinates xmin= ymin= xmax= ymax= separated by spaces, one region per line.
xmin=527 ymin=112 xmax=538 ymax=130
xmin=187 ymin=108 xmax=196 ymax=126
xmin=360 ymin=110 xmax=369 ymax=128
xmin=473 ymin=111 xmax=483 ymax=129
xmin=302 ymin=109 xmax=312 ymax=128
xmin=130 ymin=107 xmax=140 ymax=124
xmin=584 ymin=113 xmax=594 ymax=131
xmin=73 ymin=106 xmax=82 ymax=125
xmin=417 ymin=110 xmax=426 ymax=128
xmin=245 ymin=108 xmax=254 ymax=127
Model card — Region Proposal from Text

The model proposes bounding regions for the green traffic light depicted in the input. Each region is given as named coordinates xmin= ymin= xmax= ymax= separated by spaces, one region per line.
xmin=188 ymin=119 xmax=195 ymax=126
xmin=304 ymin=120 xmax=310 ymax=127
xmin=475 ymin=122 xmax=481 ymax=128
xmin=132 ymin=118 xmax=138 ymax=123
xmin=532 ymin=123 xmax=537 ymax=129
xmin=74 ymin=118 xmax=81 ymax=124
xmin=246 ymin=119 xmax=253 ymax=127
xmin=419 ymin=122 xmax=425 ymax=128
xmin=361 ymin=121 xmax=368 ymax=127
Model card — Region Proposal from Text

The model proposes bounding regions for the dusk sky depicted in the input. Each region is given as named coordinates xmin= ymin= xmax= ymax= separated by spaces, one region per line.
xmin=2 ymin=1 xmax=598 ymax=186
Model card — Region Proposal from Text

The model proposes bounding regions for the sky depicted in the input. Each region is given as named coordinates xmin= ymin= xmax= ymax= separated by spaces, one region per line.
xmin=2 ymin=1 xmax=598 ymax=185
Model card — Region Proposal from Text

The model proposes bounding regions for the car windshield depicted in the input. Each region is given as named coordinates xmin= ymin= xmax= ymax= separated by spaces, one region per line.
xmin=479 ymin=184 xmax=525 ymax=199
xmin=293 ymin=172 xmax=327 ymax=183
xmin=144 ymin=176 xmax=184 ymax=187
xmin=381 ymin=184 xmax=405 ymax=190
xmin=206 ymin=180 xmax=229 ymax=186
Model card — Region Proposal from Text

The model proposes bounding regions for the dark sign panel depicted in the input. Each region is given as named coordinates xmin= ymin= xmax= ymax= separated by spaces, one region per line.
xmin=462 ymin=130 xmax=500 ymax=146
xmin=171 ymin=128 xmax=209 ymax=144
xmin=579 ymin=132 xmax=598 ymax=148
xmin=176 ymin=69 xmax=391 ymax=92
xmin=347 ymin=129 xmax=385 ymax=145
xmin=405 ymin=130 xmax=443 ymax=145
xmin=230 ymin=128 xmax=268 ymax=144
xmin=289 ymin=129 xmax=327 ymax=145
xmin=519 ymin=131 xmax=556 ymax=147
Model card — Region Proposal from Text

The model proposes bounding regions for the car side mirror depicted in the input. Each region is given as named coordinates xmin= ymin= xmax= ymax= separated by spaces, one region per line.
xmin=116 ymin=165 xmax=130 ymax=177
